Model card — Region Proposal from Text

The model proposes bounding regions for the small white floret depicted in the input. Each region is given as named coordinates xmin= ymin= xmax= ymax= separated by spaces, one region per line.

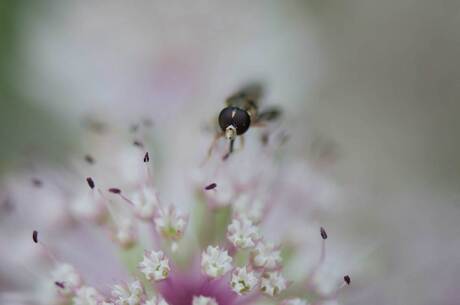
xmin=139 ymin=250 xmax=170 ymax=281
xmin=230 ymin=266 xmax=258 ymax=295
xmin=227 ymin=216 xmax=260 ymax=249
xmin=201 ymin=245 xmax=232 ymax=278
xmin=260 ymin=272 xmax=287 ymax=296
xmin=111 ymin=280 xmax=144 ymax=305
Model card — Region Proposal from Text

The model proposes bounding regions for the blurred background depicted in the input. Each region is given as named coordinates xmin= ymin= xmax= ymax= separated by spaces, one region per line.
xmin=1 ymin=1 xmax=459 ymax=305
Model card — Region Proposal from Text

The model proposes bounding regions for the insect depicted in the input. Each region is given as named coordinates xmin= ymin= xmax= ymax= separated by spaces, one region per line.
xmin=207 ymin=83 xmax=281 ymax=160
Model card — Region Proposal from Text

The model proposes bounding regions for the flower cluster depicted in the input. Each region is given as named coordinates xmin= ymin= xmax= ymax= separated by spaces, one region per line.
xmin=2 ymin=122 xmax=351 ymax=305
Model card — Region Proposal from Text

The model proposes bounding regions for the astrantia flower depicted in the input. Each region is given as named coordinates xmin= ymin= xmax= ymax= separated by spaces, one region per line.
xmin=260 ymin=271 xmax=288 ymax=296
xmin=139 ymin=250 xmax=170 ymax=281
xmin=111 ymin=280 xmax=144 ymax=305
xmin=201 ymin=245 xmax=233 ymax=278
xmin=230 ymin=266 xmax=258 ymax=295
xmin=2 ymin=122 xmax=352 ymax=305
xmin=154 ymin=205 xmax=188 ymax=241
xmin=227 ymin=216 xmax=260 ymax=249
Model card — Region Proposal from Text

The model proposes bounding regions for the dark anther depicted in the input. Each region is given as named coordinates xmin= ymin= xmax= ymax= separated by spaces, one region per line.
xmin=204 ymin=183 xmax=217 ymax=190
xmin=86 ymin=177 xmax=95 ymax=189
xmin=144 ymin=152 xmax=150 ymax=163
xmin=55 ymin=281 xmax=65 ymax=289
xmin=133 ymin=140 xmax=144 ymax=148
xmin=344 ymin=275 xmax=351 ymax=285
xmin=32 ymin=230 xmax=38 ymax=243
xmin=84 ymin=154 xmax=95 ymax=164
xmin=108 ymin=188 xmax=121 ymax=194
xmin=320 ymin=227 xmax=328 ymax=240
xmin=32 ymin=178 xmax=43 ymax=188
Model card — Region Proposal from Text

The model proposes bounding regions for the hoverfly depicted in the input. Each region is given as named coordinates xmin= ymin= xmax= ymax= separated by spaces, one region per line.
xmin=207 ymin=83 xmax=281 ymax=160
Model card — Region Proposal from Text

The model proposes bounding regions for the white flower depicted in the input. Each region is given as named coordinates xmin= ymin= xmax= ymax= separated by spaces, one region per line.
xmin=201 ymin=245 xmax=233 ymax=278
xmin=114 ymin=218 xmax=137 ymax=248
xmin=230 ymin=266 xmax=258 ymax=295
xmin=111 ymin=280 xmax=144 ymax=305
xmin=139 ymin=250 xmax=170 ymax=281
xmin=144 ymin=295 xmax=169 ymax=305
xmin=192 ymin=295 xmax=218 ymax=305
xmin=280 ymin=298 xmax=309 ymax=305
xmin=154 ymin=206 xmax=188 ymax=241
xmin=73 ymin=286 xmax=104 ymax=305
xmin=227 ymin=216 xmax=260 ymax=249
xmin=260 ymin=272 xmax=287 ymax=296
xmin=131 ymin=186 xmax=158 ymax=220
xmin=50 ymin=263 xmax=82 ymax=296
xmin=252 ymin=241 xmax=282 ymax=269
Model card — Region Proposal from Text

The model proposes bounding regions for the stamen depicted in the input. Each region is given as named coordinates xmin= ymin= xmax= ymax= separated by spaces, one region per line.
xmin=32 ymin=230 xmax=38 ymax=243
xmin=55 ymin=281 xmax=65 ymax=289
xmin=108 ymin=188 xmax=121 ymax=194
xmin=86 ymin=177 xmax=95 ymax=189
xmin=96 ymin=190 xmax=136 ymax=247
xmin=344 ymin=275 xmax=351 ymax=285
xmin=144 ymin=152 xmax=150 ymax=163
xmin=204 ymin=183 xmax=217 ymax=190
xmin=31 ymin=230 xmax=59 ymax=263
xmin=320 ymin=227 xmax=328 ymax=240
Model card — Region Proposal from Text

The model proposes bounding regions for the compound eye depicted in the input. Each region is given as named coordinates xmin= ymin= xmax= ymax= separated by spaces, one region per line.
xmin=218 ymin=106 xmax=251 ymax=135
